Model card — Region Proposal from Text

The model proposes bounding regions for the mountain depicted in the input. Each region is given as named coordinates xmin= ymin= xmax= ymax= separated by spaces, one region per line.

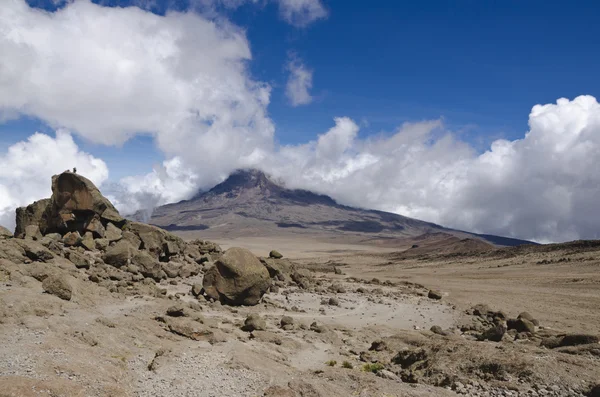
xmin=141 ymin=169 xmax=533 ymax=247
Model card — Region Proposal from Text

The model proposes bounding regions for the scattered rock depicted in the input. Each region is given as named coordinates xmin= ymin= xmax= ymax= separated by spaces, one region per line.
xmin=24 ymin=225 xmax=43 ymax=241
xmin=269 ymin=250 xmax=283 ymax=259
xmin=166 ymin=305 xmax=186 ymax=317
xmin=377 ymin=370 xmax=398 ymax=381
xmin=81 ymin=231 xmax=95 ymax=251
xmin=310 ymin=321 xmax=327 ymax=333
xmin=242 ymin=314 xmax=266 ymax=332
xmin=280 ymin=316 xmax=294 ymax=330
xmin=191 ymin=284 xmax=203 ymax=297
xmin=428 ymin=289 xmax=442 ymax=300
xmin=0 ymin=226 xmax=13 ymax=239
xmin=103 ymin=240 xmax=136 ymax=268
xmin=62 ymin=231 xmax=82 ymax=247
xmin=263 ymin=385 xmax=296 ymax=397
xmin=67 ymin=251 xmax=91 ymax=269
xmin=15 ymin=198 xmax=50 ymax=237
xmin=430 ymin=325 xmax=449 ymax=336
xmin=328 ymin=297 xmax=340 ymax=306
xmin=42 ymin=275 xmax=73 ymax=301
xmin=369 ymin=340 xmax=387 ymax=351
xmin=559 ymin=334 xmax=599 ymax=347
xmin=507 ymin=318 xmax=536 ymax=333
xmin=480 ymin=324 xmax=507 ymax=342
xmin=203 ymin=247 xmax=270 ymax=306
xmin=517 ymin=311 xmax=540 ymax=326
xmin=105 ymin=223 xmax=123 ymax=242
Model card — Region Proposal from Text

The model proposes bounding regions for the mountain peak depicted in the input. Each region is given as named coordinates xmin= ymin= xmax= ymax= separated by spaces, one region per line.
xmin=207 ymin=168 xmax=281 ymax=196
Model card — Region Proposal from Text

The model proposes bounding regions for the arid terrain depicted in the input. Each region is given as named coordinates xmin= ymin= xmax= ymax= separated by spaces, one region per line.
xmin=0 ymin=172 xmax=599 ymax=397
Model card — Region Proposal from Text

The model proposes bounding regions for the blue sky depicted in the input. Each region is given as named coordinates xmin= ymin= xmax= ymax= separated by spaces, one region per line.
xmin=2 ymin=0 xmax=600 ymax=242
xmin=8 ymin=0 xmax=599 ymax=180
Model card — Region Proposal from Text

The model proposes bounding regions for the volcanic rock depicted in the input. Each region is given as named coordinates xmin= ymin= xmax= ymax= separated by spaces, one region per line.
xmin=42 ymin=275 xmax=73 ymax=301
xmin=202 ymin=247 xmax=270 ymax=306
xmin=242 ymin=314 xmax=267 ymax=332
xmin=269 ymin=250 xmax=283 ymax=259
xmin=14 ymin=198 xmax=50 ymax=237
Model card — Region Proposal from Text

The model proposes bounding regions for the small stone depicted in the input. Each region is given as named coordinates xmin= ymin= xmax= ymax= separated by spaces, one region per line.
xmin=191 ymin=284 xmax=203 ymax=297
xmin=166 ymin=305 xmax=186 ymax=317
xmin=241 ymin=314 xmax=266 ymax=332
xmin=80 ymin=231 xmax=95 ymax=251
xmin=280 ymin=316 xmax=294 ymax=330
xmin=428 ymin=289 xmax=443 ymax=300
xmin=63 ymin=231 xmax=82 ymax=247
xmin=269 ymin=250 xmax=283 ymax=259
xmin=105 ymin=223 xmax=123 ymax=242
xmin=377 ymin=370 xmax=398 ymax=380
xmin=42 ymin=275 xmax=73 ymax=301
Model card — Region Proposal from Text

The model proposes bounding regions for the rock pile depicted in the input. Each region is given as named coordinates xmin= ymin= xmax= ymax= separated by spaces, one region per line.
xmin=1 ymin=171 xmax=319 ymax=307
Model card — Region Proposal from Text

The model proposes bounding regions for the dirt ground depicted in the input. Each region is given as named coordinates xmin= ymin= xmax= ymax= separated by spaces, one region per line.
xmin=216 ymin=235 xmax=600 ymax=334
xmin=1 ymin=234 xmax=599 ymax=397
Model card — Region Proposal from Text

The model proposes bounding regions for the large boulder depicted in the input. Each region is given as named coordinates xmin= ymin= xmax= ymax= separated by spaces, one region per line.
xmin=103 ymin=240 xmax=137 ymax=267
xmin=202 ymin=247 xmax=270 ymax=306
xmin=14 ymin=198 xmax=51 ymax=237
xmin=44 ymin=172 xmax=124 ymax=234
xmin=126 ymin=222 xmax=185 ymax=261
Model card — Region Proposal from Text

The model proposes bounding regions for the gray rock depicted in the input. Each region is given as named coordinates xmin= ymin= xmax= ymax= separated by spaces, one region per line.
xmin=103 ymin=239 xmax=136 ymax=267
xmin=62 ymin=231 xmax=82 ymax=247
xmin=269 ymin=250 xmax=283 ymax=259
xmin=280 ymin=316 xmax=294 ymax=330
xmin=121 ymin=230 xmax=141 ymax=249
xmin=24 ymin=225 xmax=43 ymax=241
xmin=241 ymin=314 xmax=266 ymax=332
xmin=85 ymin=217 xmax=105 ymax=238
xmin=15 ymin=198 xmax=50 ymax=237
xmin=81 ymin=231 xmax=95 ymax=251
xmin=105 ymin=223 xmax=123 ymax=242
xmin=42 ymin=275 xmax=73 ymax=300
xmin=68 ymin=251 xmax=91 ymax=269
xmin=428 ymin=289 xmax=443 ymax=300
xmin=377 ymin=370 xmax=398 ymax=380
xmin=95 ymin=238 xmax=109 ymax=251
xmin=202 ymin=247 xmax=270 ymax=306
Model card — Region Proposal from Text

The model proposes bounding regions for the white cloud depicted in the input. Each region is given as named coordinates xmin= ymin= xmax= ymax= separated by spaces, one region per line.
xmin=3 ymin=2 xmax=600 ymax=243
xmin=0 ymin=130 xmax=108 ymax=231
xmin=276 ymin=0 xmax=327 ymax=27
xmin=105 ymin=157 xmax=199 ymax=221
xmin=262 ymin=96 xmax=600 ymax=243
xmin=285 ymin=54 xmax=314 ymax=106
xmin=0 ymin=0 xmax=274 ymax=150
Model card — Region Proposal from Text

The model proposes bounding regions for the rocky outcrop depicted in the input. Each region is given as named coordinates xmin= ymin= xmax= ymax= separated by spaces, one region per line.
xmin=0 ymin=226 xmax=13 ymax=239
xmin=15 ymin=198 xmax=51 ymax=237
xmin=203 ymin=247 xmax=270 ymax=306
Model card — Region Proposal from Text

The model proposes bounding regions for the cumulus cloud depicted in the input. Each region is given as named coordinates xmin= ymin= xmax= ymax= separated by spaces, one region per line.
xmin=276 ymin=0 xmax=327 ymax=27
xmin=105 ymin=157 xmax=200 ymax=221
xmin=262 ymin=96 xmax=600 ymax=243
xmin=0 ymin=130 xmax=108 ymax=231
xmin=3 ymin=2 xmax=600 ymax=243
xmin=285 ymin=54 xmax=314 ymax=106
xmin=0 ymin=0 xmax=275 ymax=149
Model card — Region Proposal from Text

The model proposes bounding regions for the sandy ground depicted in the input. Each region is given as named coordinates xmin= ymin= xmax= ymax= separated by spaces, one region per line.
xmin=204 ymin=234 xmax=600 ymax=334
xmin=1 ymin=233 xmax=599 ymax=397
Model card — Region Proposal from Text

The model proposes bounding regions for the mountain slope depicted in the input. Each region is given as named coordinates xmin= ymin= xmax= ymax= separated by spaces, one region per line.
xmin=142 ymin=169 xmax=533 ymax=247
